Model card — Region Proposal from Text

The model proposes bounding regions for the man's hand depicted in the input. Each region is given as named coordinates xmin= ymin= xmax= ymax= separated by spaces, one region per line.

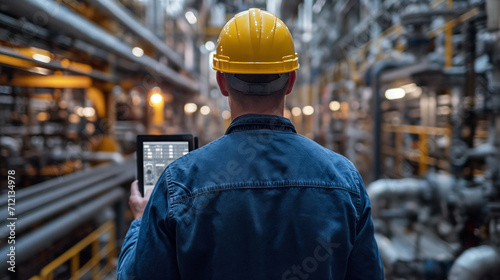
xmin=129 ymin=180 xmax=153 ymax=220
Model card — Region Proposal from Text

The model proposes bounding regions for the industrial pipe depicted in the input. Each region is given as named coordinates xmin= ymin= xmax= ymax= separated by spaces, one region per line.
xmin=367 ymin=178 xmax=430 ymax=218
xmin=51 ymin=151 xmax=125 ymax=164
xmin=0 ymin=159 xmax=134 ymax=219
xmin=0 ymin=157 xmax=133 ymax=205
xmin=367 ymin=60 xmax=410 ymax=180
xmin=0 ymin=0 xmax=199 ymax=92
xmin=0 ymin=188 xmax=125 ymax=271
xmin=448 ymin=245 xmax=500 ymax=280
xmin=0 ymin=170 xmax=133 ymax=237
xmin=85 ymin=0 xmax=185 ymax=70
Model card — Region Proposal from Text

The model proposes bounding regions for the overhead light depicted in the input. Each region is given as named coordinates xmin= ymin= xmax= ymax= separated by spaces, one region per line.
xmin=75 ymin=106 xmax=84 ymax=117
xmin=200 ymin=105 xmax=210 ymax=115
xmin=184 ymin=103 xmax=197 ymax=113
xmin=291 ymin=107 xmax=302 ymax=117
xmin=205 ymin=41 xmax=215 ymax=51
xmin=221 ymin=110 xmax=231 ymax=120
xmin=302 ymin=105 xmax=314 ymax=116
xmin=401 ymin=83 xmax=422 ymax=97
xmin=28 ymin=67 xmax=50 ymax=75
xmin=132 ymin=47 xmax=144 ymax=57
xmin=185 ymin=10 xmax=197 ymax=24
xmin=150 ymin=93 xmax=163 ymax=104
xmin=83 ymin=107 xmax=95 ymax=118
xmin=32 ymin=53 xmax=51 ymax=63
xmin=385 ymin=88 xmax=406 ymax=100
xmin=329 ymin=101 xmax=341 ymax=111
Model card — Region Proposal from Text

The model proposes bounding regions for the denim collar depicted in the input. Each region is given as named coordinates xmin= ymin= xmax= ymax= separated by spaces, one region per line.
xmin=225 ymin=114 xmax=297 ymax=135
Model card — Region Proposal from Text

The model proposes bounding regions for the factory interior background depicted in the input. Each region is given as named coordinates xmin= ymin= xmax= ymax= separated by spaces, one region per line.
xmin=1 ymin=0 xmax=500 ymax=279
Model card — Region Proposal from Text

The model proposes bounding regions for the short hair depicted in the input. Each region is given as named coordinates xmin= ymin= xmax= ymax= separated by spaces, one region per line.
xmin=224 ymin=73 xmax=289 ymax=111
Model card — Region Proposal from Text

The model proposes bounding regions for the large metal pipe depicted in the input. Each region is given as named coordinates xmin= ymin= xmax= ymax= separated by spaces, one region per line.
xmin=0 ymin=159 xmax=134 ymax=219
xmin=0 ymin=171 xmax=133 ymax=237
xmin=85 ymin=0 xmax=185 ymax=70
xmin=367 ymin=178 xmax=429 ymax=218
xmin=368 ymin=61 xmax=409 ymax=180
xmin=0 ymin=0 xmax=199 ymax=92
xmin=0 ymin=157 xmax=133 ymax=205
xmin=448 ymin=245 xmax=500 ymax=280
xmin=0 ymin=188 xmax=125 ymax=271
xmin=51 ymin=151 xmax=125 ymax=164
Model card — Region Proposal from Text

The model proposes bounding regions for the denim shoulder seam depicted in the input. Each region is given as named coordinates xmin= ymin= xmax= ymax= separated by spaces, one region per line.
xmin=166 ymin=168 xmax=175 ymax=220
xmin=350 ymin=168 xmax=362 ymax=221
xmin=171 ymin=182 xmax=360 ymax=204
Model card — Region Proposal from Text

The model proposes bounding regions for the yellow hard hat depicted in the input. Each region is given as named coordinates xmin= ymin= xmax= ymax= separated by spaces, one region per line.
xmin=213 ymin=8 xmax=299 ymax=74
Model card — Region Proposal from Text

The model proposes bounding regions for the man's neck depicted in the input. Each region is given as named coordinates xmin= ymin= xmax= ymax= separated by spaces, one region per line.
xmin=230 ymin=108 xmax=284 ymax=120
xmin=229 ymin=98 xmax=285 ymax=120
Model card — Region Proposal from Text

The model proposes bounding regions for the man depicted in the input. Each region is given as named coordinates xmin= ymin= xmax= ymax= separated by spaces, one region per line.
xmin=118 ymin=8 xmax=383 ymax=280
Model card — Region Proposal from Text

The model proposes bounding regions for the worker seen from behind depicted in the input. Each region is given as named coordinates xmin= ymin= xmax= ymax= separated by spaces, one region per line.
xmin=117 ymin=8 xmax=383 ymax=279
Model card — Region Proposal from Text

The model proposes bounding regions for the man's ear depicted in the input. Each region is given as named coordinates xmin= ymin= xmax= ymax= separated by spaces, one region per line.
xmin=285 ymin=71 xmax=296 ymax=95
xmin=216 ymin=71 xmax=229 ymax=97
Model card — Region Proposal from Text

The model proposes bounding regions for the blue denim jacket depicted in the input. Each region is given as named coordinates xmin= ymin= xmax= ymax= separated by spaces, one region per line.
xmin=118 ymin=114 xmax=383 ymax=280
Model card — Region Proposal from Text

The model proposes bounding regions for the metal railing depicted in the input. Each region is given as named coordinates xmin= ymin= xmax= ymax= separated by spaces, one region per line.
xmin=30 ymin=221 xmax=116 ymax=280
xmin=0 ymin=156 xmax=134 ymax=271
xmin=382 ymin=124 xmax=452 ymax=176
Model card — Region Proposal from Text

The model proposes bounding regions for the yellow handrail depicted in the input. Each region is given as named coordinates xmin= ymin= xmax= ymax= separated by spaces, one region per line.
xmin=30 ymin=221 xmax=116 ymax=280
xmin=382 ymin=124 xmax=451 ymax=135
xmin=382 ymin=124 xmax=452 ymax=176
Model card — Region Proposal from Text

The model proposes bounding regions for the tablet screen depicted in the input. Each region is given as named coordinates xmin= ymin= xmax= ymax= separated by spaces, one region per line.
xmin=137 ymin=135 xmax=194 ymax=196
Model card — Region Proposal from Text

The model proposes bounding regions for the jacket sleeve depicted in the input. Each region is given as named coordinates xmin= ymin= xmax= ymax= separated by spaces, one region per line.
xmin=345 ymin=172 xmax=384 ymax=280
xmin=117 ymin=173 xmax=179 ymax=280
xmin=116 ymin=218 xmax=141 ymax=279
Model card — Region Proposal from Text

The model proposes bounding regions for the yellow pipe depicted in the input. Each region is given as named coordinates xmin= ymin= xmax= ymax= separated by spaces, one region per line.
xmin=0 ymin=54 xmax=37 ymax=68
xmin=382 ymin=124 xmax=451 ymax=135
xmin=10 ymin=75 xmax=92 ymax=88
xmin=87 ymin=87 xmax=106 ymax=118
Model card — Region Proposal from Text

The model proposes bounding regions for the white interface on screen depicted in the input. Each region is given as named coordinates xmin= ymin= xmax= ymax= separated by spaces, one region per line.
xmin=143 ymin=141 xmax=189 ymax=194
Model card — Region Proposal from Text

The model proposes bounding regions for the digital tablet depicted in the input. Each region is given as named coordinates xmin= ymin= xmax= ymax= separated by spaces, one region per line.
xmin=137 ymin=134 xmax=194 ymax=196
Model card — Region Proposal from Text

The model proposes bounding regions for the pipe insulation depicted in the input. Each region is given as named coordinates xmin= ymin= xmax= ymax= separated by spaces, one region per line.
xmin=367 ymin=178 xmax=429 ymax=218
xmin=448 ymin=245 xmax=500 ymax=280
xmin=0 ymin=0 xmax=199 ymax=92
xmin=0 ymin=188 xmax=125 ymax=271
